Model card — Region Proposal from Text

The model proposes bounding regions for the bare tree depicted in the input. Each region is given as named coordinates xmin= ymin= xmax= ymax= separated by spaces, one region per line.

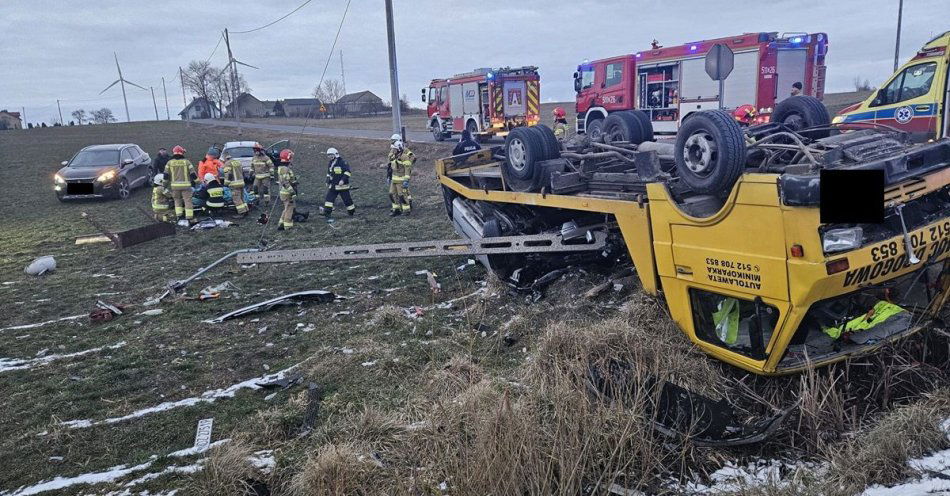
xmin=182 ymin=61 xmax=218 ymax=116
xmin=71 ymin=109 xmax=87 ymax=125
xmin=313 ymin=79 xmax=345 ymax=118
xmin=91 ymin=108 xmax=116 ymax=124
xmin=853 ymin=76 xmax=874 ymax=92
xmin=213 ymin=72 xmax=251 ymax=117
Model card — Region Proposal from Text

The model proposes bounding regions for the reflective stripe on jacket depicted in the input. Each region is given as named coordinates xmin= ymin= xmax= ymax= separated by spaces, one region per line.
xmin=278 ymin=165 xmax=296 ymax=198
xmin=222 ymin=159 xmax=245 ymax=187
xmin=252 ymin=156 xmax=273 ymax=179
xmin=326 ymin=157 xmax=351 ymax=191
xmin=205 ymin=182 xmax=225 ymax=208
xmin=165 ymin=158 xmax=195 ymax=188
xmin=713 ymin=298 xmax=739 ymax=345
xmin=388 ymin=149 xmax=414 ymax=182
xmin=151 ymin=186 xmax=171 ymax=210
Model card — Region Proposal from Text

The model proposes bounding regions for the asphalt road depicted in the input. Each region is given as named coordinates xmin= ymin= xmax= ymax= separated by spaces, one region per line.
xmin=192 ymin=119 xmax=440 ymax=143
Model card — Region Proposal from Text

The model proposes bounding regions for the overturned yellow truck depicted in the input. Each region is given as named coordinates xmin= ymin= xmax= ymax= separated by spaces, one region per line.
xmin=438 ymin=97 xmax=950 ymax=375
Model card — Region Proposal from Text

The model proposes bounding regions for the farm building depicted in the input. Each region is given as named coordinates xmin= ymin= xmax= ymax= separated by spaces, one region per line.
xmin=178 ymin=97 xmax=219 ymax=120
xmin=0 ymin=110 xmax=23 ymax=129
xmin=336 ymin=91 xmax=384 ymax=116
xmin=227 ymin=93 xmax=265 ymax=118
xmin=260 ymin=100 xmax=284 ymax=117
xmin=283 ymin=98 xmax=321 ymax=117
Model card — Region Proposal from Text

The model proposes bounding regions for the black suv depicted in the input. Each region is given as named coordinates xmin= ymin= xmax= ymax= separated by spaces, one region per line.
xmin=54 ymin=144 xmax=152 ymax=201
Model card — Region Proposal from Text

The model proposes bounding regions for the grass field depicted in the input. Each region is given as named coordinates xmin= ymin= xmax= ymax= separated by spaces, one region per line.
xmin=0 ymin=121 xmax=948 ymax=495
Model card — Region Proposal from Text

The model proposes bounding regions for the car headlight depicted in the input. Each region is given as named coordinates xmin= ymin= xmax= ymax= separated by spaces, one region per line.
xmin=823 ymin=227 xmax=863 ymax=253
xmin=54 ymin=174 xmax=65 ymax=184
xmin=97 ymin=170 xmax=117 ymax=183
xmin=832 ymin=115 xmax=845 ymax=124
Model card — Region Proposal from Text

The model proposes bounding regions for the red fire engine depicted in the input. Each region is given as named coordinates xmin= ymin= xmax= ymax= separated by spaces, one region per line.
xmin=423 ymin=67 xmax=540 ymax=141
xmin=574 ymin=32 xmax=828 ymax=136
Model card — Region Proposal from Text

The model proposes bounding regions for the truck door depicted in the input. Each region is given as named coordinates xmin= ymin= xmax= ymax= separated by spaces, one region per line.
xmin=597 ymin=57 xmax=630 ymax=111
xmin=775 ymin=48 xmax=807 ymax=103
xmin=867 ymin=61 xmax=941 ymax=141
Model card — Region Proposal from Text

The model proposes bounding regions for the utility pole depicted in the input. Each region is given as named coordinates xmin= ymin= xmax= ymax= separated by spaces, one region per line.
xmin=384 ymin=0 xmax=402 ymax=136
xmin=162 ymin=76 xmax=170 ymax=120
xmin=893 ymin=0 xmax=904 ymax=72
xmin=151 ymin=86 xmax=160 ymax=120
xmin=56 ymin=99 xmax=63 ymax=125
xmin=21 ymin=106 xmax=26 ymax=125
xmin=221 ymin=28 xmax=258 ymax=136
xmin=340 ymin=49 xmax=347 ymax=95
xmin=179 ymin=67 xmax=187 ymax=106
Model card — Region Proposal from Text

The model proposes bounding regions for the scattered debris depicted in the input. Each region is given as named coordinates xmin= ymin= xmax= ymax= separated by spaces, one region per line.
xmin=256 ymin=372 xmax=303 ymax=390
xmin=204 ymin=291 xmax=337 ymax=323
xmin=192 ymin=418 xmax=214 ymax=454
xmin=361 ymin=360 xmax=377 ymax=367
xmin=160 ymin=248 xmax=260 ymax=301
xmin=297 ymin=383 xmax=322 ymax=436
xmin=138 ymin=309 xmax=163 ymax=317
xmin=24 ymin=256 xmax=56 ymax=276
xmin=248 ymin=450 xmax=277 ymax=474
xmin=80 ymin=211 xmax=175 ymax=249
xmin=332 ymin=310 xmax=352 ymax=318
xmin=415 ymin=270 xmax=442 ymax=293
xmin=61 ymin=364 xmax=303 ymax=429
xmin=190 ymin=218 xmax=233 ymax=230
xmin=90 ymin=300 xmax=124 ymax=323
xmin=584 ymin=280 xmax=613 ymax=299
xmin=502 ymin=332 xmax=519 ymax=347
xmin=403 ymin=306 xmax=425 ymax=319
xmin=457 ymin=259 xmax=477 ymax=271
xmin=74 ymin=234 xmax=112 ymax=245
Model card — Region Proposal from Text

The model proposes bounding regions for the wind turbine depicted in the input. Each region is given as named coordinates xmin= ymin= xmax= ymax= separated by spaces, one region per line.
xmin=99 ymin=52 xmax=146 ymax=122
xmin=220 ymin=28 xmax=258 ymax=134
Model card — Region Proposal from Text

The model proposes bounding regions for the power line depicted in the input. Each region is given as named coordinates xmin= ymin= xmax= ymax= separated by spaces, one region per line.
xmin=300 ymin=0 xmax=351 ymax=133
xmin=205 ymin=32 xmax=225 ymax=63
xmin=231 ymin=0 xmax=314 ymax=34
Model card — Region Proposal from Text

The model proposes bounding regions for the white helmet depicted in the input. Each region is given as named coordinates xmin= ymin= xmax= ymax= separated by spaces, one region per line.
xmin=153 ymin=173 xmax=164 ymax=185
xmin=203 ymin=172 xmax=216 ymax=183
xmin=390 ymin=133 xmax=402 ymax=142
xmin=391 ymin=140 xmax=404 ymax=150
xmin=326 ymin=147 xmax=339 ymax=157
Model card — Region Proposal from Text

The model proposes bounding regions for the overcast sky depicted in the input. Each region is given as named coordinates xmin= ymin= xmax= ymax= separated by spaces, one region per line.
xmin=1 ymin=0 xmax=946 ymax=124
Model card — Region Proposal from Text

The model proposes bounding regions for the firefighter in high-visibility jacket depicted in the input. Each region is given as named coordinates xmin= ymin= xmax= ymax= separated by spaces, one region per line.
xmin=277 ymin=149 xmax=298 ymax=230
xmin=323 ymin=147 xmax=355 ymax=219
xmin=165 ymin=145 xmax=197 ymax=223
xmin=221 ymin=152 xmax=248 ymax=216
xmin=552 ymin=107 xmax=569 ymax=143
xmin=199 ymin=173 xmax=226 ymax=213
xmin=388 ymin=139 xmax=415 ymax=216
xmin=150 ymin=173 xmax=174 ymax=222
xmin=197 ymin=146 xmax=223 ymax=181
xmin=251 ymin=144 xmax=274 ymax=207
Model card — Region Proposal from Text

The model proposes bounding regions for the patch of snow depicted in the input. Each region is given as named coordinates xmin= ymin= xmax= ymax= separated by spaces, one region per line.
xmin=3 ymin=461 xmax=154 ymax=496
xmin=167 ymin=439 xmax=231 ymax=458
xmin=361 ymin=361 xmax=377 ymax=367
xmin=138 ymin=309 xmax=163 ymax=316
xmin=682 ymin=459 xmax=819 ymax=494
xmin=124 ymin=462 xmax=203 ymax=487
xmin=248 ymin=450 xmax=276 ymax=474
xmin=0 ymin=314 xmax=85 ymax=333
xmin=862 ymin=478 xmax=950 ymax=495
xmin=61 ymin=364 xmax=301 ymax=429
xmin=0 ymin=342 xmax=126 ymax=373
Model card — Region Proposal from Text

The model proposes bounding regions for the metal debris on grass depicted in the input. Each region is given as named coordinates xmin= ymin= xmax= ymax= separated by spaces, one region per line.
xmin=90 ymin=300 xmax=124 ymax=323
xmin=24 ymin=256 xmax=56 ymax=276
xmin=203 ymin=291 xmax=338 ymax=323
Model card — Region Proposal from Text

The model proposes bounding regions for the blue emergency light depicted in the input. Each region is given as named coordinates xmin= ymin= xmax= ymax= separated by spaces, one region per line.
xmin=790 ymin=36 xmax=803 ymax=44
xmin=689 ymin=44 xmax=698 ymax=51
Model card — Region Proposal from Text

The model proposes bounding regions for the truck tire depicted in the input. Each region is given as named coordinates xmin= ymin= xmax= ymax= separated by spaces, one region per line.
xmin=431 ymin=119 xmax=446 ymax=141
xmin=674 ymin=110 xmax=746 ymax=196
xmin=586 ymin=118 xmax=605 ymax=142
xmin=442 ymin=185 xmax=456 ymax=221
xmin=770 ymin=96 xmax=830 ymax=138
xmin=503 ymin=127 xmax=543 ymax=181
xmin=629 ymin=110 xmax=654 ymax=143
xmin=532 ymin=124 xmax=561 ymax=160
xmin=604 ymin=112 xmax=646 ymax=145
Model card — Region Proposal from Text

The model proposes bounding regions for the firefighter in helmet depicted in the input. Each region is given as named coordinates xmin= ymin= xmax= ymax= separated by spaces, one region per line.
xmin=251 ymin=143 xmax=274 ymax=207
xmin=323 ymin=147 xmax=355 ymax=220
xmin=388 ymin=139 xmax=414 ymax=216
xmin=552 ymin=106 xmax=569 ymax=142
xmin=221 ymin=151 xmax=248 ymax=217
xmin=732 ymin=104 xmax=757 ymax=127
xmin=277 ymin=149 xmax=298 ymax=230
xmin=198 ymin=172 xmax=226 ymax=214
xmin=150 ymin=173 xmax=174 ymax=223
xmin=165 ymin=145 xmax=197 ymax=224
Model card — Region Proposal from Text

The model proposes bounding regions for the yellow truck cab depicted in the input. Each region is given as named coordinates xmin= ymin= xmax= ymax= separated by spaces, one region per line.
xmin=834 ymin=31 xmax=950 ymax=142
xmin=437 ymin=101 xmax=950 ymax=375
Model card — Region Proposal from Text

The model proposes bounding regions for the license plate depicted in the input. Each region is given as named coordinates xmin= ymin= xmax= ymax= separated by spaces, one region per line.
xmin=67 ymin=183 xmax=94 ymax=195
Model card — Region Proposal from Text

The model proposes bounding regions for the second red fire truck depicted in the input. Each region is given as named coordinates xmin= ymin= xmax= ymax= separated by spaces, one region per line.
xmin=574 ymin=32 xmax=829 ymax=136
xmin=423 ymin=66 xmax=540 ymax=141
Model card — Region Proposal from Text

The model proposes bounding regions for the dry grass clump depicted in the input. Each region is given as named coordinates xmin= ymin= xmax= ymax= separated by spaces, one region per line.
xmin=288 ymin=442 xmax=380 ymax=496
xmin=822 ymin=388 xmax=950 ymax=493
xmin=183 ymin=438 xmax=258 ymax=495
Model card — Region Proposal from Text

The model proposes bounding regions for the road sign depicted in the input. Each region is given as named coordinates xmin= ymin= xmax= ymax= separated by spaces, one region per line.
xmin=320 ymin=104 xmax=327 ymax=113
xmin=705 ymin=43 xmax=734 ymax=81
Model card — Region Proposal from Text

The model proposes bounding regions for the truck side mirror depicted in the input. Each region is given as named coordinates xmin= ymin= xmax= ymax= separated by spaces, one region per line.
xmin=574 ymin=78 xmax=581 ymax=93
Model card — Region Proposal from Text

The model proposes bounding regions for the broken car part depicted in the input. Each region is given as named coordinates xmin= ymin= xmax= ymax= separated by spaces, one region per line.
xmin=160 ymin=248 xmax=260 ymax=300
xmin=204 ymin=291 xmax=337 ymax=323
xmin=80 ymin=211 xmax=175 ymax=249
xmin=24 ymin=256 xmax=56 ymax=276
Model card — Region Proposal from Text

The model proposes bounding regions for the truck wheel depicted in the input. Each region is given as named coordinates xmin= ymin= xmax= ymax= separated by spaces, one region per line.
xmin=604 ymin=112 xmax=646 ymax=145
xmin=503 ymin=127 xmax=542 ymax=181
xmin=466 ymin=120 xmax=481 ymax=143
xmin=674 ymin=110 xmax=746 ymax=196
xmin=431 ymin=120 xmax=445 ymax=141
xmin=628 ymin=110 xmax=654 ymax=143
xmin=532 ymin=125 xmax=561 ymax=160
xmin=770 ymin=96 xmax=830 ymax=138
xmin=586 ymin=118 xmax=605 ymax=142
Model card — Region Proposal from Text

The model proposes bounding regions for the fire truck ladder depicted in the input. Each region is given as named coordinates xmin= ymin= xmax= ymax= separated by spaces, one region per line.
xmin=235 ymin=231 xmax=606 ymax=265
